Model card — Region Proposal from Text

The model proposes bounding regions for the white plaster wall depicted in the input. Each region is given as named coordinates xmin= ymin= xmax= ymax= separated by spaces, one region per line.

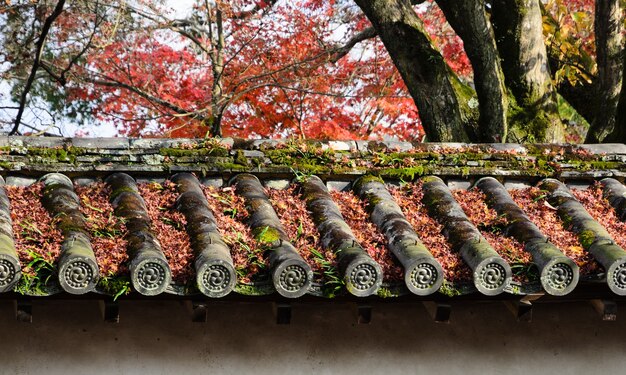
xmin=0 ymin=299 xmax=622 ymax=375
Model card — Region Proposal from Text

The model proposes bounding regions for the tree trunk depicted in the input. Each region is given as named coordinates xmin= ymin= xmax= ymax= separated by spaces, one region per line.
xmin=491 ymin=0 xmax=565 ymax=142
xmin=616 ymin=54 xmax=626 ymax=142
xmin=586 ymin=0 xmax=624 ymax=143
xmin=209 ymin=5 xmax=225 ymax=137
xmin=354 ymin=0 xmax=478 ymax=142
xmin=437 ymin=0 xmax=508 ymax=142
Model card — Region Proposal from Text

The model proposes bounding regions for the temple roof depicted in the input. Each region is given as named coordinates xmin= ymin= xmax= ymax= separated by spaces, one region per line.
xmin=1 ymin=137 xmax=626 ymax=322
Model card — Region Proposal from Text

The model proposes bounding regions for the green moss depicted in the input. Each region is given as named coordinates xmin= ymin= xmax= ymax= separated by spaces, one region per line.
xmin=26 ymin=146 xmax=85 ymax=164
xmin=159 ymin=146 xmax=228 ymax=158
xmin=578 ymin=229 xmax=597 ymax=248
xmin=377 ymin=166 xmax=426 ymax=181
xmin=353 ymin=174 xmax=385 ymax=192
xmin=97 ymin=275 xmax=131 ymax=300
xmin=253 ymin=226 xmax=281 ymax=244
xmin=214 ymin=162 xmax=250 ymax=172
xmin=376 ymin=287 xmax=393 ymax=298
xmin=438 ymin=280 xmax=461 ymax=297
xmin=234 ymin=149 xmax=248 ymax=166
xmin=234 ymin=282 xmax=274 ymax=296
xmin=109 ymin=185 xmax=138 ymax=201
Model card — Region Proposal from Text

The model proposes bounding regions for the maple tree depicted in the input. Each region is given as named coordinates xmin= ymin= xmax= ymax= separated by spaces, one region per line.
xmin=1 ymin=0 xmax=624 ymax=143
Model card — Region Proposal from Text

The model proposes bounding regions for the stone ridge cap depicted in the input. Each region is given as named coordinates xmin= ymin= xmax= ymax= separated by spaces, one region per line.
xmin=1 ymin=135 xmax=626 ymax=155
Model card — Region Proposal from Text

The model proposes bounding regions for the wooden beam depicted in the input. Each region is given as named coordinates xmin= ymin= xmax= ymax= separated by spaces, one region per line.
xmin=504 ymin=299 xmax=533 ymax=322
xmin=99 ymin=300 xmax=120 ymax=323
xmin=422 ymin=301 xmax=451 ymax=323
xmin=273 ymin=302 xmax=291 ymax=325
xmin=184 ymin=301 xmax=208 ymax=323
xmin=15 ymin=299 xmax=32 ymax=323
xmin=590 ymin=299 xmax=617 ymax=321
xmin=354 ymin=303 xmax=372 ymax=324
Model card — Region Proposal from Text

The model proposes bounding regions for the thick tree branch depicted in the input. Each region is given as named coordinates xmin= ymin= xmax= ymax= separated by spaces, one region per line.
xmin=491 ymin=0 xmax=564 ymax=142
xmin=354 ymin=0 xmax=475 ymax=142
xmin=437 ymin=0 xmax=508 ymax=142
xmin=10 ymin=0 xmax=66 ymax=135
xmin=586 ymin=0 xmax=624 ymax=143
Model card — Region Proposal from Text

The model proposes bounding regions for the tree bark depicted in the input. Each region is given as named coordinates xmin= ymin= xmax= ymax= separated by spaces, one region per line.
xmin=616 ymin=54 xmax=626 ymax=142
xmin=491 ymin=0 xmax=565 ymax=142
xmin=354 ymin=0 xmax=478 ymax=142
xmin=437 ymin=0 xmax=509 ymax=142
xmin=586 ymin=0 xmax=624 ymax=143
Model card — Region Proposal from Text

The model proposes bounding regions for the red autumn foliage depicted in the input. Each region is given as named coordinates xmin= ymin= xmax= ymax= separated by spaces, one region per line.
xmin=510 ymin=187 xmax=600 ymax=275
xmin=201 ymin=185 xmax=266 ymax=283
xmin=452 ymin=189 xmax=531 ymax=283
xmin=138 ymin=181 xmax=194 ymax=284
xmin=572 ymin=183 xmax=626 ymax=250
xmin=329 ymin=189 xmax=403 ymax=282
xmin=5 ymin=183 xmax=62 ymax=268
xmin=267 ymin=186 xmax=335 ymax=283
xmin=58 ymin=0 xmax=481 ymax=140
xmin=75 ymin=182 xmax=128 ymax=276
xmin=389 ymin=183 xmax=471 ymax=282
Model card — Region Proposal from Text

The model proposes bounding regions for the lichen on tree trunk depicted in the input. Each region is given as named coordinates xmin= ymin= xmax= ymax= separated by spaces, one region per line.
xmin=491 ymin=0 xmax=565 ymax=142
xmin=437 ymin=0 xmax=508 ymax=142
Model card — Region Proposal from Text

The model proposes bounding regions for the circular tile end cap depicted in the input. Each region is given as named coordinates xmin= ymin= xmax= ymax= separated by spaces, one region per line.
xmin=272 ymin=258 xmax=313 ymax=298
xmin=540 ymin=257 xmax=579 ymax=296
xmin=58 ymin=256 xmax=99 ymax=295
xmin=344 ymin=258 xmax=383 ymax=297
xmin=607 ymin=257 xmax=626 ymax=296
xmin=131 ymin=258 xmax=172 ymax=296
xmin=197 ymin=260 xmax=236 ymax=298
xmin=0 ymin=254 xmax=21 ymax=293
xmin=473 ymin=257 xmax=511 ymax=296
xmin=405 ymin=257 xmax=444 ymax=296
